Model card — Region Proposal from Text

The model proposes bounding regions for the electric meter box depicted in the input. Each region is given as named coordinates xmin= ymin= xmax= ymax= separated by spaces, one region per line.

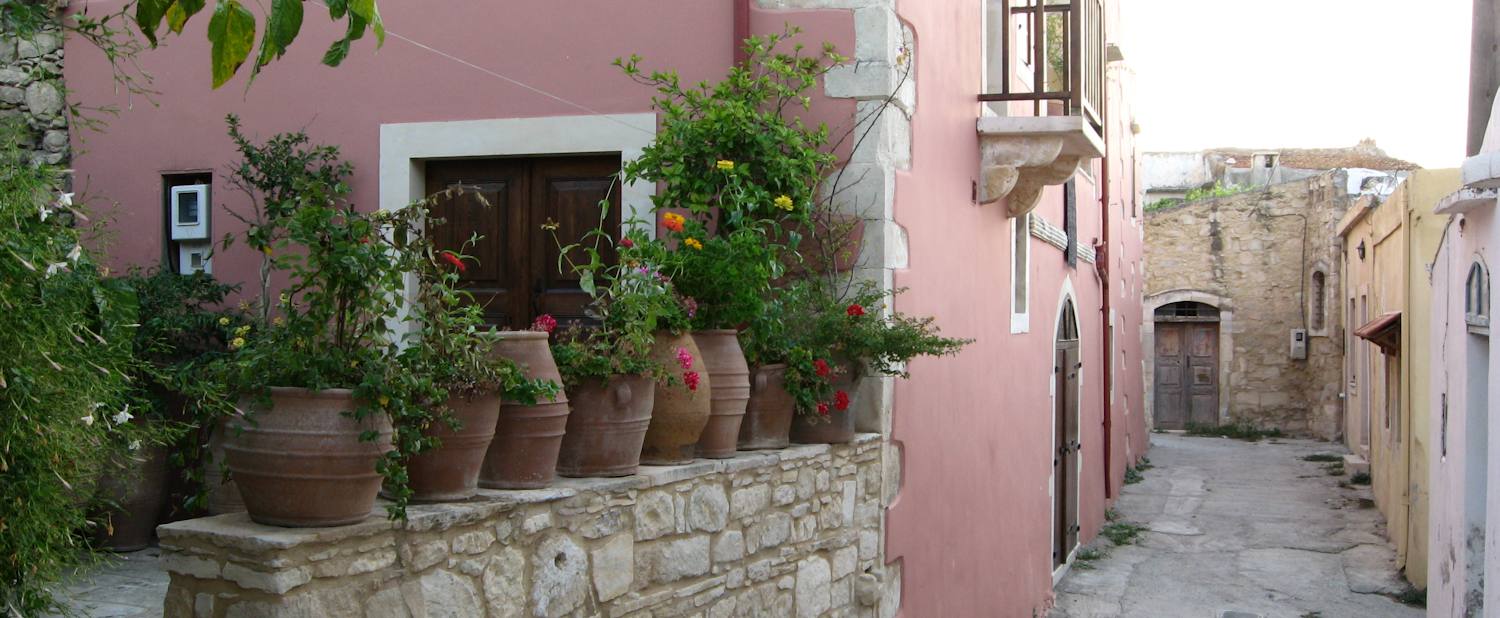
xmin=1290 ymin=329 xmax=1308 ymax=360
xmin=170 ymin=184 xmax=210 ymax=241
xmin=177 ymin=242 xmax=212 ymax=275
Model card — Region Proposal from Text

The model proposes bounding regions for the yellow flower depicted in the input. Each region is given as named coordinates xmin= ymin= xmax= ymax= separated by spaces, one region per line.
xmin=379 ymin=396 xmax=390 ymax=406
xmin=229 ymin=337 xmax=245 ymax=349
xmin=716 ymin=160 xmax=734 ymax=170
xmin=234 ymin=325 xmax=251 ymax=337
xmin=774 ymin=195 xmax=794 ymax=212
xmin=279 ymin=294 xmax=289 ymax=305
xmin=350 ymin=360 xmax=359 ymax=367
xmin=218 ymin=317 xmax=230 ymax=326
xmin=261 ymin=246 xmax=273 ymax=256
xmin=273 ymin=317 xmax=284 ymax=327
xmin=684 ymin=238 xmax=703 ymax=250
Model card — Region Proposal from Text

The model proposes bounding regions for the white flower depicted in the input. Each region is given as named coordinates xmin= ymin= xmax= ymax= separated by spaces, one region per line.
xmin=112 ymin=406 xmax=132 ymax=425
xmin=66 ymin=245 xmax=81 ymax=262
xmin=44 ymin=262 xmax=68 ymax=278
xmin=79 ymin=414 xmax=94 ymax=426
xmin=128 ymin=439 xmax=141 ymax=450
xmin=91 ymin=402 xmax=105 ymax=409
xmin=38 ymin=205 xmax=49 ymax=222
xmin=58 ymin=193 xmax=73 ymax=207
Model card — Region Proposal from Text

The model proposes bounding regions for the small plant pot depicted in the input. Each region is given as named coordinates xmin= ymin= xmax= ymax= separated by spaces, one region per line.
xmin=225 ymin=388 xmax=392 ymax=528
xmin=400 ymin=390 xmax=502 ymax=502
xmin=692 ymin=330 xmax=751 ymax=459
xmin=95 ymin=445 xmax=170 ymax=552
xmin=738 ymin=364 xmax=794 ymax=450
xmin=790 ymin=369 xmax=861 ymax=444
xmin=641 ymin=330 xmax=711 ymax=464
xmin=482 ymin=331 xmax=568 ymax=489
xmin=557 ymin=375 xmax=655 ymax=477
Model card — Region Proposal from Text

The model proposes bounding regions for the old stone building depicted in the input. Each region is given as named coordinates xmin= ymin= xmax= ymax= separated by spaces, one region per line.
xmin=1143 ymin=162 xmax=1413 ymax=439
xmin=1143 ymin=140 xmax=1419 ymax=205
xmin=0 ymin=14 xmax=69 ymax=164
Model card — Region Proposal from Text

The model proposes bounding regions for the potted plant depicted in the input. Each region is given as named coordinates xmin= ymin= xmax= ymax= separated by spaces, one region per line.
xmin=549 ymin=224 xmax=674 ymax=475
xmin=386 ymin=197 xmax=556 ymax=502
xmin=480 ymin=315 xmax=572 ymax=489
xmin=738 ymin=281 xmax=835 ymax=450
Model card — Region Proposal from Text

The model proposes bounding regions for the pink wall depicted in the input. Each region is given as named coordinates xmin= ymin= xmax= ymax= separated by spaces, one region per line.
xmin=883 ymin=0 xmax=1144 ymax=614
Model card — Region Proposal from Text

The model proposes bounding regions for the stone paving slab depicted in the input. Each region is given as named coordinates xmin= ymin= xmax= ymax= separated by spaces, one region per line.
xmin=51 ymin=548 xmax=167 ymax=618
xmin=1050 ymin=434 xmax=1425 ymax=618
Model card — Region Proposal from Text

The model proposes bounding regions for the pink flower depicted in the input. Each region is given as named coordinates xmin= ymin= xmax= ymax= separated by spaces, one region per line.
xmin=846 ymin=304 xmax=865 ymax=317
xmin=833 ymin=390 xmax=850 ymax=411
xmin=683 ymin=371 xmax=701 ymax=391
xmin=813 ymin=359 xmax=831 ymax=377
xmin=684 ymin=297 xmax=698 ymax=318
xmin=619 ymin=238 xmax=635 ymax=248
xmin=676 ymin=348 xmax=693 ymax=370
xmin=440 ymin=251 xmax=467 ymax=272
xmin=532 ymin=314 xmax=557 ymax=333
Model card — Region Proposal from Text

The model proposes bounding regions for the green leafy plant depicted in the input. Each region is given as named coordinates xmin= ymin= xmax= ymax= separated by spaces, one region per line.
xmin=829 ymin=281 xmax=972 ymax=380
xmin=1145 ymin=183 xmax=1262 ymax=212
xmin=1123 ymin=467 xmax=1144 ymax=485
xmin=1101 ymin=522 xmax=1145 ymax=546
xmin=1184 ymin=422 xmax=1284 ymax=441
xmin=741 ymin=280 xmax=839 ymax=415
xmin=0 ymin=124 xmax=159 ymax=615
xmin=1303 ymin=453 xmax=1343 ymax=463
xmin=644 ymin=213 xmax=780 ymax=330
xmin=1073 ymin=547 xmax=1106 ymax=570
xmin=1350 ymin=471 xmax=1372 ymax=485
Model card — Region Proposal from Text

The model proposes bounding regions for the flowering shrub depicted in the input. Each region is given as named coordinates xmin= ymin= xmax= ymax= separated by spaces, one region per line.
xmin=638 ymin=214 xmax=779 ymax=330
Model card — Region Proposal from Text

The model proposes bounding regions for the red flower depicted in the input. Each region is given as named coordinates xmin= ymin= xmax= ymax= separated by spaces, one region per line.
xmin=683 ymin=371 xmax=701 ymax=391
xmin=440 ymin=251 xmax=467 ymax=272
xmin=813 ymin=359 xmax=831 ymax=377
xmin=619 ymin=238 xmax=635 ymax=248
xmin=817 ymin=402 xmax=829 ymax=416
xmin=532 ymin=314 xmax=557 ymax=333
xmin=833 ymin=390 xmax=850 ymax=411
xmin=846 ymin=304 xmax=865 ymax=317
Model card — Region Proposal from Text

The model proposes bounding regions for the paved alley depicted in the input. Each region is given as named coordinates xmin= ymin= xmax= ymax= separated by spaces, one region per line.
xmin=50 ymin=548 xmax=166 ymax=618
xmin=1051 ymin=434 xmax=1424 ymax=618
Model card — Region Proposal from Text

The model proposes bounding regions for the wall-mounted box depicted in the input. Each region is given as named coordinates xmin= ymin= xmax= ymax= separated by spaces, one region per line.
xmin=177 ymin=241 xmax=212 ymax=275
xmin=1289 ymin=328 xmax=1308 ymax=360
xmin=169 ymin=184 xmax=209 ymax=240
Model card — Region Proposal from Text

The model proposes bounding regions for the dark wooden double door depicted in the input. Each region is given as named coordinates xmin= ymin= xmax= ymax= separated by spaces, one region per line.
xmin=1153 ymin=322 xmax=1220 ymax=429
xmin=1054 ymin=302 xmax=1081 ymax=569
xmin=425 ymin=155 xmax=620 ymax=329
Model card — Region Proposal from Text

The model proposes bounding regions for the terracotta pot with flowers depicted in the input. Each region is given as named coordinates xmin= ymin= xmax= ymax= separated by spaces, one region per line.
xmin=480 ymin=313 xmax=571 ymax=490
xmin=548 ymin=226 xmax=672 ymax=475
xmin=739 ymin=281 xmax=834 ymax=449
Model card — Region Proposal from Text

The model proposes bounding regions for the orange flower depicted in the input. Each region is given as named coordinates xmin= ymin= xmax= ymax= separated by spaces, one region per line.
xmin=662 ymin=212 xmax=686 ymax=232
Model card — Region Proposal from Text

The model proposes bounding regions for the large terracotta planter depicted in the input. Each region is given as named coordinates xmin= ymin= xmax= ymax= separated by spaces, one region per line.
xmin=557 ymin=375 xmax=655 ymax=477
xmin=95 ymin=446 xmax=169 ymax=552
xmin=790 ymin=370 xmax=862 ymax=444
xmin=225 ymin=388 xmax=392 ymax=528
xmin=402 ymin=391 xmax=502 ymax=502
xmin=692 ymin=330 xmax=751 ymax=459
xmin=482 ymin=331 xmax=568 ymax=489
xmin=205 ymin=419 xmax=245 ymax=515
xmin=641 ymin=330 xmax=712 ymax=464
xmin=739 ymin=364 xmax=794 ymax=450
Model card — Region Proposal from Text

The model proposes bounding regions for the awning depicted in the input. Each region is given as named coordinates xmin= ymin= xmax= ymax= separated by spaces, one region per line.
xmin=1354 ymin=311 xmax=1401 ymax=354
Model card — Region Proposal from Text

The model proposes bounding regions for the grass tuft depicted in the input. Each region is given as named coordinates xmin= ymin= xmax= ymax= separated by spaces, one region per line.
xmin=1350 ymin=471 xmax=1372 ymax=485
xmin=1124 ymin=467 xmax=1144 ymax=485
xmin=1303 ymin=454 xmax=1344 ymax=463
xmin=1390 ymin=588 xmax=1426 ymax=607
xmin=1102 ymin=522 xmax=1146 ymax=546
xmin=1184 ymin=422 xmax=1285 ymax=441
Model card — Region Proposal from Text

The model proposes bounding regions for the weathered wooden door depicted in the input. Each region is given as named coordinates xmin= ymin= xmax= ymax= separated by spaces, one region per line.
xmin=1153 ymin=321 xmax=1219 ymax=429
xmin=425 ymin=155 xmax=620 ymax=329
xmin=1054 ymin=301 xmax=1081 ymax=569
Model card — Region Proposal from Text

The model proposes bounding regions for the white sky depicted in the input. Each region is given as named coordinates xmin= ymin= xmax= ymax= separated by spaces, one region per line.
xmin=1122 ymin=0 xmax=1472 ymax=169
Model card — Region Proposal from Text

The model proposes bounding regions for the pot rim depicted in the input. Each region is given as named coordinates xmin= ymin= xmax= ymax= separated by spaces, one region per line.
xmin=265 ymin=386 xmax=357 ymax=399
xmin=484 ymin=329 xmax=550 ymax=341
xmin=691 ymin=328 xmax=740 ymax=336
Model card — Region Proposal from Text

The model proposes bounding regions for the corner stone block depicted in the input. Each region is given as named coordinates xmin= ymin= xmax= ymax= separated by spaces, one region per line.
xmin=729 ymin=484 xmax=771 ymax=521
xmin=795 ymin=557 xmax=832 ymax=618
xmin=220 ymin=563 xmax=311 ymax=595
xmin=688 ymin=484 xmax=730 ymax=532
xmin=635 ymin=489 xmax=676 ymax=541
xmin=531 ymin=534 xmax=589 ymax=618
xmin=160 ymin=553 xmax=222 ymax=580
xmin=482 ymin=548 xmax=526 ymax=618
xmin=591 ymin=533 xmax=634 ymax=603
xmin=638 ymin=534 xmax=711 ymax=585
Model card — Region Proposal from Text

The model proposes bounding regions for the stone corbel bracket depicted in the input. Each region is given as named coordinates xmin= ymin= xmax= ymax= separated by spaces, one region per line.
xmin=978 ymin=116 xmax=1105 ymax=217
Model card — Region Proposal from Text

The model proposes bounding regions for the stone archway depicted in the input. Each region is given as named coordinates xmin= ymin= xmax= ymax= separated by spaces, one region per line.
xmin=1142 ymin=290 xmax=1235 ymax=429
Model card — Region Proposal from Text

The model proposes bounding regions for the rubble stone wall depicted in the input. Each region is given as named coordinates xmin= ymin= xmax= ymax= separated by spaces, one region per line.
xmin=1 ymin=16 xmax=69 ymax=164
xmin=157 ymin=436 xmax=898 ymax=618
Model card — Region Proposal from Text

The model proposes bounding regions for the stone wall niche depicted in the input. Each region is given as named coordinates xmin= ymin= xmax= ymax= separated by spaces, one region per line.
xmin=977 ymin=116 xmax=1104 ymax=217
xmin=156 ymin=436 xmax=893 ymax=618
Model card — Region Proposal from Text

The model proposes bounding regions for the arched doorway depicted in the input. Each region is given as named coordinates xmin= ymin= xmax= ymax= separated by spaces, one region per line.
xmin=1153 ymin=301 xmax=1221 ymax=429
xmin=1053 ymin=299 xmax=1080 ymax=569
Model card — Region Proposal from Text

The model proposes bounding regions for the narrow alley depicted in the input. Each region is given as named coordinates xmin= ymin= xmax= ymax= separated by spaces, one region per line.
xmin=1050 ymin=434 xmax=1423 ymax=618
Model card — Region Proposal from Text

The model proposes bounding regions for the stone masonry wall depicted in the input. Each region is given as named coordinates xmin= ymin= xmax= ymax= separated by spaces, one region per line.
xmin=1145 ymin=172 xmax=1348 ymax=437
xmin=156 ymin=436 xmax=898 ymax=618
xmin=1 ymin=15 xmax=69 ymax=164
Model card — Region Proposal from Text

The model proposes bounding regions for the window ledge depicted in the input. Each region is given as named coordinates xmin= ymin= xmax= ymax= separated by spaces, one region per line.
xmin=1434 ymin=187 xmax=1497 ymax=215
xmin=978 ymin=116 xmax=1105 ymax=217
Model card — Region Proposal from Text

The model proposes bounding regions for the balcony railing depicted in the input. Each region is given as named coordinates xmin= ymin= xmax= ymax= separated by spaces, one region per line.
xmin=981 ymin=0 xmax=1105 ymax=134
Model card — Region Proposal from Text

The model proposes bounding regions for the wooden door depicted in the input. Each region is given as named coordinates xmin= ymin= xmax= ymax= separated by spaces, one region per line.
xmin=1153 ymin=322 xmax=1219 ymax=428
xmin=1054 ymin=302 xmax=1081 ymax=569
xmin=425 ymin=155 xmax=620 ymax=329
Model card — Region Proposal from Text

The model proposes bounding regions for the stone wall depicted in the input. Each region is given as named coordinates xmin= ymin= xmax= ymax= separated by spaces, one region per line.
xmin=1 ymin=15 xmax=69 ymax=164
xmin=156 ymin=436 xmax=898 ymax=618
xmin=1144 ymin=172 xmax=1349 ymax=438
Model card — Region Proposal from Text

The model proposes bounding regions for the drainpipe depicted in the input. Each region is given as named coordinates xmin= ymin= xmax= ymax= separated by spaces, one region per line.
xmin=733 ymin=0 xmax=750 ymax=65
xmin=1098 ymin=136 xmax=1114 ymax=501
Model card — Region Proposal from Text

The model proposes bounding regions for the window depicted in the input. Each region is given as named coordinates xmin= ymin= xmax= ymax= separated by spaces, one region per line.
xmin=1154 ymin=301 xmax=1219 ymax=321
xmin=1310 ymin=269 xmax=1327 ymax=332
xmin=1064 ymin=179 xmax=1077 ymax=268
xmin=1468 ymin=261 xmax=1490 ymax=331
xmin=1012 ymin=213 xmax=1031 ymax=333
xmin=980 ymin=0 xmax=1105 ymax=133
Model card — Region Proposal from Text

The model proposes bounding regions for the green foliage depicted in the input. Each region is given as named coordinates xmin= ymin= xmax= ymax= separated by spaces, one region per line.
xmin=1391 ymin=588 xmax=1426 ymax=608
xmin=1101 ymin=522 xmax=1145 ymax=546
xmin=1145 ymin=183 xmax=1262 ymax=212
xmin=1184 ymin=422 xmax=1284 ymax=441
xmin=647 ymin=214 xmax=780 ymax=330
xmin=740 ymin=280 xmax=838 ymax=414
xmin=1350 ymin=471 xmax=1372 ymax=485
xmin=1124 ymin=467 xmax=1143 ymax=485
xmin=1073 ymin=547 xmax=1106 ymax=569
xmin=1303 ymin=453 xmax=1344 ymax=463
xmin=831 ymin=281 xmax=972 ymax=380
xmin=0 ymin=125 xmax=159 ymax=615
xmin=134 ymin=0 xmax=384 ymax=88
xmin=617 ymin=27 xmax=845 ymax=232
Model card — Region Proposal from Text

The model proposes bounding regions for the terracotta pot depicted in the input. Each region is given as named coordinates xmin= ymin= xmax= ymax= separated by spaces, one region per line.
xmin=95 ymin=445 xmax=170 ymax=552
xmin=205 ymin=420 xmax=245 ymax=515
xmin=739 ymin=364 xmax=794 ymax=450
xmin=641 ymin=331 xmax=712 ymax=464
xmin=402 ymin=390 xmax=502 ymax=502
xmin=225 ymin=388 xmax=392 ymax=528
xmin=790 ymin=369 xmax=862 ymax=444
xmin=692 ymin=330 xmax=751 ymax=459
xmin=557 ymin=375 xmax=655 ymax=477
xmin=482 ymin=330 xmax=568 ymax=489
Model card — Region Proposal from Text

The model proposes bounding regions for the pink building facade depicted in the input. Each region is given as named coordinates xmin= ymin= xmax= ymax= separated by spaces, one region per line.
xmin=66 ymin=0 xmax=1146 ymax=615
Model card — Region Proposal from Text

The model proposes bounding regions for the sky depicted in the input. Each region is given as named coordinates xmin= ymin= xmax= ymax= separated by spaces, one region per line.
xmin=1121 ymin=0 xmax=1473 ymax=169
